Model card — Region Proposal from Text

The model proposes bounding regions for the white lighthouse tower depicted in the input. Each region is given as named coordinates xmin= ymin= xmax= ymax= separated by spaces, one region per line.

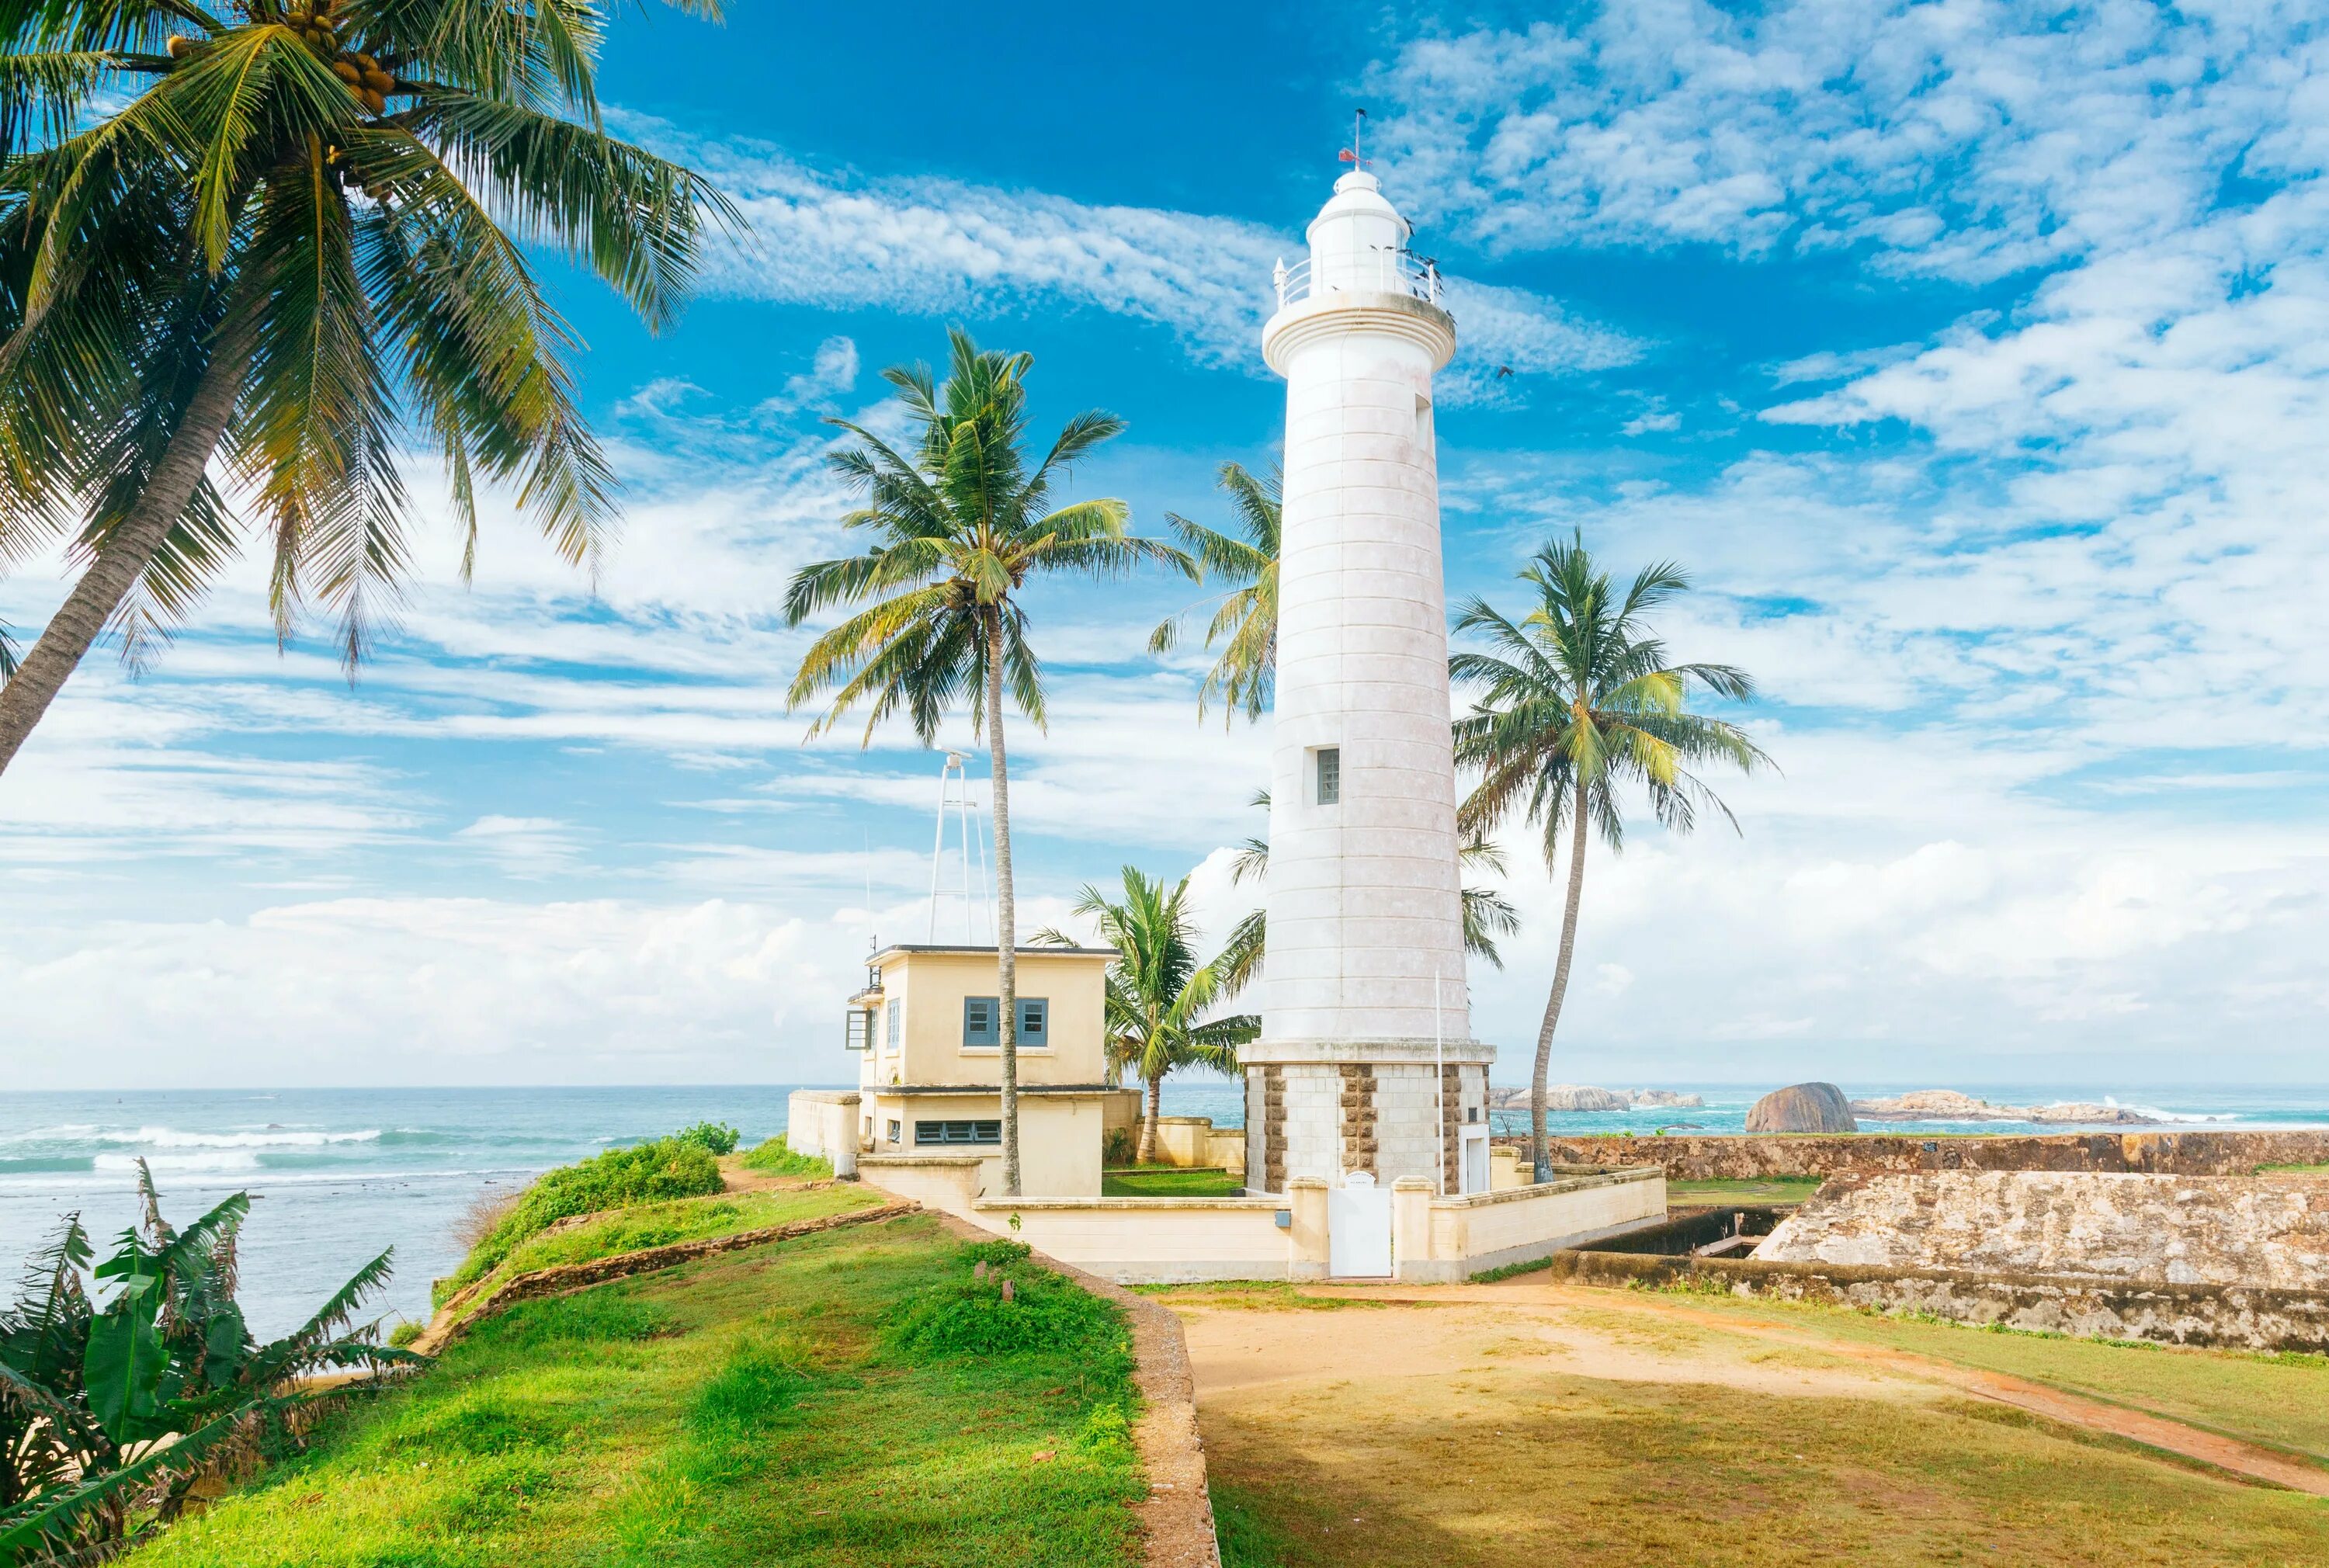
xmin=1244 ymin=167 xmax=1493 ymax=1194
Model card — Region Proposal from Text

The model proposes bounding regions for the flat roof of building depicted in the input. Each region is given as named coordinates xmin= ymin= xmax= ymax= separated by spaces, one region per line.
xmin=869 ymin=942 xmax=1118 ymax=963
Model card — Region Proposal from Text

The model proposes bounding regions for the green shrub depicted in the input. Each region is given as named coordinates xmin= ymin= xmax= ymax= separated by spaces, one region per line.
xmin=675 ymin=1120 xmax=741 ymax=1156
xmin=690 ymin=1337 xmax=813 ymax=1434
xmin=471 ymin=1290 xmax=675 ymax=1350
xmin=883 ymin=1254 xmax=1130 ymax=1368
xmin=438 ymin=1136 xmax=724 ymax=1301
xmin=389 ymin=1319 xmax=425 ymax=1348
xmin=958 ymin=1238 xmax=1031 ymax=1267
xmin=1074 ymin=1400 xmax=1133 ymax=1455
xmin=735 ymin=1134 xmax=832 ymax=1178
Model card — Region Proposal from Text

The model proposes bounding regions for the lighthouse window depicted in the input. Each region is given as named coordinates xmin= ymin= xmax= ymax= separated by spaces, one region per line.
xmin=1314 ymin=747 xmax=1341 ymax=806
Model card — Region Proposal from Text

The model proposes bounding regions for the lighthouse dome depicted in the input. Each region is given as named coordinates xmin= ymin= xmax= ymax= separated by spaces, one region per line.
xmin=1305 ymin=169 xmax=1409 ymax=293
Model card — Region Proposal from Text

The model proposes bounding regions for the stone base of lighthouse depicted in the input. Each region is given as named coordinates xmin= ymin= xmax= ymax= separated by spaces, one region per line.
xmin=1243 ymin=1039 xmax=1494 ymax=1194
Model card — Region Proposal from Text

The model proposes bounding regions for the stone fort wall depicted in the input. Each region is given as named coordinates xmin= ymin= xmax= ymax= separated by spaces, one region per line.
xmin=1518 ymin=1129 xmax=2329 ymax=1181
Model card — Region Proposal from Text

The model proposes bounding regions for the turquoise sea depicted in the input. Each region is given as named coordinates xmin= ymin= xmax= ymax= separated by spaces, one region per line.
xmin=4 ymin=1081 xmax=2324 ymax=1334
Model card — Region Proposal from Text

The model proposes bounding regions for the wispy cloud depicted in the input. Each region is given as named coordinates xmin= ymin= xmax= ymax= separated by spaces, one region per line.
xmin=621 ymin=115 xmax=1640 ymax=397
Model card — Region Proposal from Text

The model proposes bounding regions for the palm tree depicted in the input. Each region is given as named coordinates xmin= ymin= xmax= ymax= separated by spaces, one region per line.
xmin=1036 ymin=866 xmax=1258 ymax=1164
xmin=783 ymin=331 xmax=1195 ymax=1196
xmin=0 ymin=0 xmax=737 ymax=775
xmin=1147 ymin=460 xmax=1277 ymax=724
xmin=1219 ymin=789 xmax=1521 ymax=993
xmin=1452 ymin=535 xmax=1771 ymax=1181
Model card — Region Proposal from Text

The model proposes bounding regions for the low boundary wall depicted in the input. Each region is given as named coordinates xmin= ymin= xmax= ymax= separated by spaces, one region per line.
xmin=785 ymin=1089 xmax=860 ymax=1177
xmin=1539 ymin=1248 xmax=2329 ymax=1353
xmin=1522 ymin=1129 xmax=2329 ymax=1181
xmin=865 ymin=1155 xmax=1664 ymax=1283
xmin=1400 ymin=1167 xmax=1668 ymax=1282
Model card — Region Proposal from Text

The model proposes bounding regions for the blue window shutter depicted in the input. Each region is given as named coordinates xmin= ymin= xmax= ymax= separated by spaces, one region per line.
xmin=963 ymin=997 xmax=998 ymax=1046
xmin=1016 ymin=997 xmax=1047 ymax=1043
xmin=885 ymin=997 xmax=901 ymax=1049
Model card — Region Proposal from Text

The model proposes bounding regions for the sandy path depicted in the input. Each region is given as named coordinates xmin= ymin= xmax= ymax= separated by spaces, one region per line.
xmin=1172 ymin=1281 xmax=2329 ymax=1497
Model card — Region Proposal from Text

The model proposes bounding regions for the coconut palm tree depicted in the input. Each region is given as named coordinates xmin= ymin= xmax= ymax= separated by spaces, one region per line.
xmin=783 ymin=331 xmax=1195 ymax=1196
xmin=1218 ymin=789 xmax=1521 ymax=993
xmin=1147 ymin=460 xmax=1277 ymax=724
xmin=1036 ymin=866 xmax=1257 ymax=1165
xmin=0 ymin=0 xmax=737 ymax=775
xmin=1453 ymin=535 xmax=1771 ymax=1181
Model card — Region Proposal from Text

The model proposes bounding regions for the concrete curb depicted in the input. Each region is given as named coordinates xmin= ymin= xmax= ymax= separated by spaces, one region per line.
xmin=923 ymin=1211 xmax=1222 ymax=1568
xmin=412 ymin=1200 xmax=918 ymax=1354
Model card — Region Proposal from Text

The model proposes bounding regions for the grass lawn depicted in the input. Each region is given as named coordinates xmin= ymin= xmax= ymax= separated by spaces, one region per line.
xmin=1663 ymin=1176 xmax=1824 ymax=1207
xmin=135 ymin=1215 xmax=1144 ymax=1568
xmin=1100 ymin=1166 xmax=1245 ymax=1198
xmin=2257 ymin=1162 xmax=2329 ymax=1176
xmin=441 ymin=1185 xmax=883 ymax=1328
xmin=1667 ymin=1292 xmax=2329 ymax=1460
xmin=1182 ymin=1288 xmax=2329 ymax=1568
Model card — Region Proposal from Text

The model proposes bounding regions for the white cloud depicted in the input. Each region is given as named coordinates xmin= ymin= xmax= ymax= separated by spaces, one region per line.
xmin=1368 ymin=1 xmax=2327 ymax=283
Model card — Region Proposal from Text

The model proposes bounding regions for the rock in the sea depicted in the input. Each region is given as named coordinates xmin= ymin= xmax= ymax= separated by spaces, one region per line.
xmin=1484 ymin=1084 xmax=1630 ymax=1112
xmin=1850 ymin=1089 xmax=2000 ymax=1121
xmin=1746 ymin=1082 xmax=1858 ymax=1133
xmin=2027 ymin=1101 xmax=2156 ymax=1126
xmin=1849 ymin=1089 xmax=2157 ymax=1126
xmin=1630 ymin=1090 xmax=1705 ymax=1108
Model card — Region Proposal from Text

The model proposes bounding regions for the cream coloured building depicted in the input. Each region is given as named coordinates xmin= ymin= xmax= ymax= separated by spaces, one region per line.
xmin=841 ymin=943 xmax=1123 ymax=1197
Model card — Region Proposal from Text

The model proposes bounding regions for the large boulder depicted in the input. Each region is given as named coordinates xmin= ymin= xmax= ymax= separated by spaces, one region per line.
xmin=1746 ymin=1082 xmax=1858 ymax=1133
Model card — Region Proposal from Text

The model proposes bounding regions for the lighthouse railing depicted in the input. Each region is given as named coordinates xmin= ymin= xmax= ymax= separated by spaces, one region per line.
xmin=1273 ymin=251 xmax=1446 ymax=311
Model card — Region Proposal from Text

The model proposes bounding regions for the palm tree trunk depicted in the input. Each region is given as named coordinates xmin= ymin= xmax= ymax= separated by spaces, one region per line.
xmin=0 ymin=321 xmax=252 ymax=778
xmin=985 ymin=610 xmax=1021 ymax=1197
xmin=1140 ymin=1072 xmax=1162 ymax=1164
xmin=1530 ymin=778 xmax=1591 ymax=1182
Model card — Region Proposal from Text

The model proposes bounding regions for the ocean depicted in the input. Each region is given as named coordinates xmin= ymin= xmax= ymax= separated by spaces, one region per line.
xmin=5 ymin=1081 xmax=2324 ymax=1335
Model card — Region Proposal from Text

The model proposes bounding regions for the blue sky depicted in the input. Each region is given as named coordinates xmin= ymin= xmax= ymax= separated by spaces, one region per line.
xmin=9 ymin=0 xmax=2329 ymax=1091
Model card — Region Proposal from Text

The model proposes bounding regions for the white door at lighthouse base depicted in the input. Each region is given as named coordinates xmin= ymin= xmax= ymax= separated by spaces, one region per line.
xmin=1328 ymin=1171 xmax=1393 ymax=1277
xmin=1461 ymin=1128 xmax=1491 ymax=1195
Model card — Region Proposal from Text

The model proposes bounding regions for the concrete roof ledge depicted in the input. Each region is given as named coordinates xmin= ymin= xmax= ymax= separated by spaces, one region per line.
xmin=973 ymin=1195 xmax=1286 ymax=1212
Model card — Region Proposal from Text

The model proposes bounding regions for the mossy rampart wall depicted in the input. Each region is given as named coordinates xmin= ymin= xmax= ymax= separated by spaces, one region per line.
xmin=1515 ymin=1129 xmax=2329 ymax=1181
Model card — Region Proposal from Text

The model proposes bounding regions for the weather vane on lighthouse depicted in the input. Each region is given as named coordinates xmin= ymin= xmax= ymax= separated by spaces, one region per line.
xmin=1338 ymin=108 xmax=1369 ymax=170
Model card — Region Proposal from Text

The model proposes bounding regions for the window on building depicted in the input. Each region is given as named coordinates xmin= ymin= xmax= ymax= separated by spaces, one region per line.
xmin=884 ymin=996 xmax=901 ymax=1052
xmin=885 ymin=1119 xmax=901 ymax=1146
xmin=1314 ymin=746 xmax=1341 ymax=806
xmin=845 ymin=1008 xmax=872 ymax=1052
xmin=963 ymin=997 xmax=999 ymax=1047
xmin=1016 ymin=997 xmax=1048 ymax=1045
xmin=915 ymin=1119 xmax=1001 ymax=1147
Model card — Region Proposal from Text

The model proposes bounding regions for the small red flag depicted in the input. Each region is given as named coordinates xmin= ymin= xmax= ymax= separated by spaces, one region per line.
xmin=1339 ymin=149 xmax=1358 ymax=163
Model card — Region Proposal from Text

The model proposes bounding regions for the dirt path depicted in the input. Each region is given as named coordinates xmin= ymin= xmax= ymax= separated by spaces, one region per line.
xmin=1175 ymin=1279 xmax=2329 ymax=1497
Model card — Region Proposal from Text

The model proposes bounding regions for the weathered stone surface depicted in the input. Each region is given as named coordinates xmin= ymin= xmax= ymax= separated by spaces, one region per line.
xmin=1540 ymin=1247 xmax=2329 ymax=1352
xmin=1515 ymin=1128 xmax=2329 ymax=1180
xmin=1745 ymin=1082 xmax=1857 ymax=1133
xmin=1755 ymin=1171 xmax=2329 ymax=1288
xmin=1852 ymin=1089 xmax=2155 ymax=1125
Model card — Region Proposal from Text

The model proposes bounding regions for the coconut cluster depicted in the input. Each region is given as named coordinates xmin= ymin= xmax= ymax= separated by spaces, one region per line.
xmin=166 ymin=2 xmax=399 ymax=117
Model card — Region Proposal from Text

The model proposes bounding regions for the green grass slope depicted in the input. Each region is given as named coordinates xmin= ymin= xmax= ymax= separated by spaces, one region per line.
xmin=134 ymin=1216 xmax=1144 ymax=1568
